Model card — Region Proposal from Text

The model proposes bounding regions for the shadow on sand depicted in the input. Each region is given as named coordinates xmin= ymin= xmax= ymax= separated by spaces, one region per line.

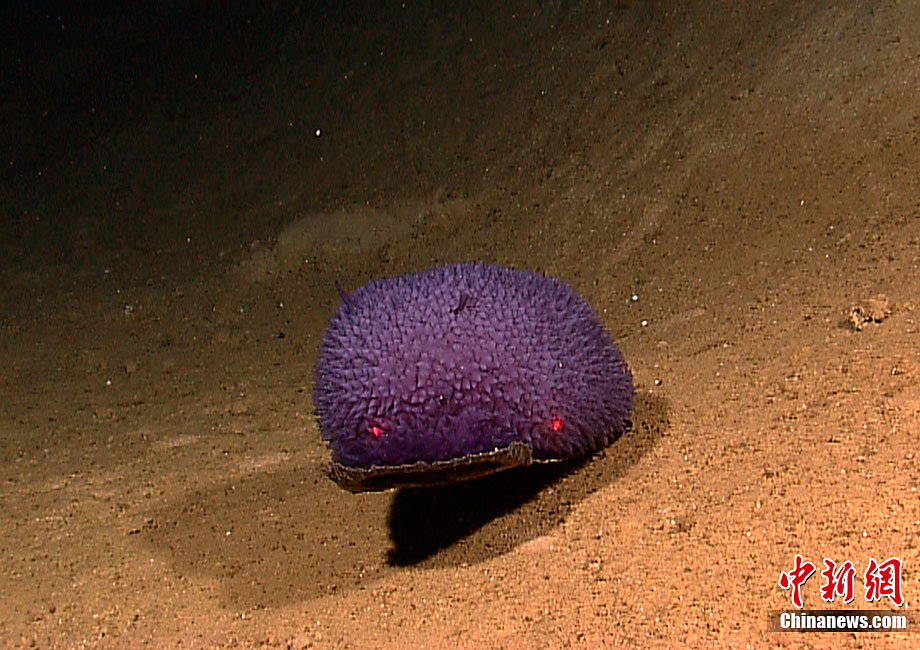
xmin=387 ymin=390 xmax=669 ymax=567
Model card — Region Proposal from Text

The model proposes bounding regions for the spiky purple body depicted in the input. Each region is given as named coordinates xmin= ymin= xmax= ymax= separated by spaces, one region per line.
xmin=314 ymin=262 xmax=633 ymax=469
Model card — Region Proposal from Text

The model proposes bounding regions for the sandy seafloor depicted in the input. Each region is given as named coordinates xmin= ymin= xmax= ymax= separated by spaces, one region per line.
xmin=2 ymin=1 xmax=919 ymax=648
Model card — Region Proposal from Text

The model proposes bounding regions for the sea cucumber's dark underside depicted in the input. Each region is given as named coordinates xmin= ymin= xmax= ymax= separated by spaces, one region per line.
xmin=313 ymin=262 xmax=634 ymax=491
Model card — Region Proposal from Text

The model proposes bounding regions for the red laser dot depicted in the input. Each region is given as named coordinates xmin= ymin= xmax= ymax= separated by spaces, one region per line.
xmin=367 ymin=424 xmax=384 ymax=437
xmin=551 ymin=417 xmax=564 ymax=432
